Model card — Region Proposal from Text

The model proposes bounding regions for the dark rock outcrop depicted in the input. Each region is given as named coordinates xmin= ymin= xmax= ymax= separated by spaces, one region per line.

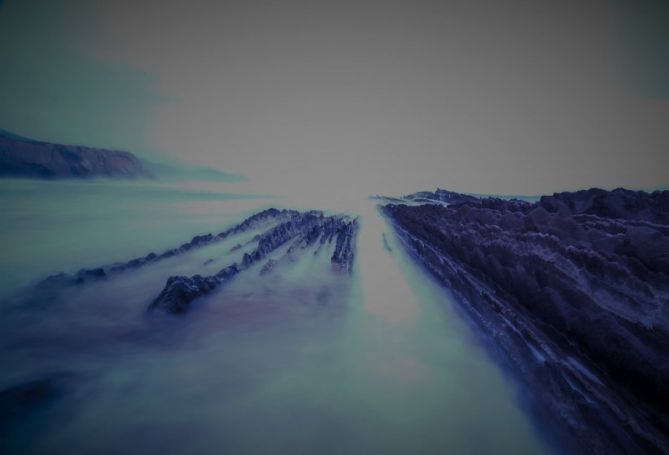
xmin=149 ymin=210 xmax=359 ymax=315
xmin=37 ymin=208 xmax=293 ymax=289
xmin=382 ymin=187 xmax=669 ymax=454
xmin=149 ymin=266 xmax=240 ymax=315
xmin=404 ymin=188 xmax=479 ymax=205
xmin=32 ymin=207 xmax=358 ymax=315
xmin=371 ymin=188 xmax=479 ymax=206
xmin=0 ymin=129 xmax=149 ymax=179
xmin=331 ymin=220 xmax=357 ymax=273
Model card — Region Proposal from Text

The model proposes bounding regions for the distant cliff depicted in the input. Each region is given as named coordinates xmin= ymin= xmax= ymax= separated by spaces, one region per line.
xmin=0 ymin=129 xmax=149 ymax=179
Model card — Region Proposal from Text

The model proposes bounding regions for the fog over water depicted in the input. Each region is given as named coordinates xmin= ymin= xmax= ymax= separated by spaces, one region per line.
xmin=0 ymin=181 xmax=548 ymax=453
xmin=0 ymin=179 xmax=272 ymax=295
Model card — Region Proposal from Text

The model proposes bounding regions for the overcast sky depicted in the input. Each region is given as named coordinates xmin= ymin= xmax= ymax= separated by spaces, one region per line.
xmin=1 ymin=0 xmax=668 ymax=201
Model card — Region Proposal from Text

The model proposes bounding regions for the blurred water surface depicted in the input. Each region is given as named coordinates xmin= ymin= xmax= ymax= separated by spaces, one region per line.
xmin=0 ymin=179 xmax=273 ymax=295
xmin=0 ymin=180 xmax=548 ymax=454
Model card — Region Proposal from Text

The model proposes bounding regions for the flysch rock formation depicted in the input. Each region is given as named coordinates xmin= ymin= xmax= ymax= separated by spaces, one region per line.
xmin=381 ymin=187 xmax=669 ymax=454
xmin=149 ymin=210 xmax=359 ymax=314
xmin=1 ymin=208 xmax=358 ymax=432
xmin=37 ymin=208 xmax=295 ymax=289
xmin=34 ymin=208 xmax=359 ymax=315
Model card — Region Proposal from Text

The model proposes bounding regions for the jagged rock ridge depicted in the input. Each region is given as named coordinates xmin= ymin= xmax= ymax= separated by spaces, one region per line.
xmin=381 ymin=187 xmax=669 ymax=454
xmin=371 ymin=188 xmax=479 ymax=206
xmin=32 ymin=208 xmax=359 ymax=315
xmin=149 ymin=210 xmax=359 ymax=314
xmin=37 ymin=208 xmax=296 ymax=289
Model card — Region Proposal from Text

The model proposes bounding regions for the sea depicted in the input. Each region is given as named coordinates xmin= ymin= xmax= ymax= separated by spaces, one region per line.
xmin=0 ymin=178 xmax=549 ymax=454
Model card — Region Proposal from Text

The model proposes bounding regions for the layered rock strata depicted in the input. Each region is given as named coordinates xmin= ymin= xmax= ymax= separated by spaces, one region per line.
xmin=149 ymin=210 xmax=359 ymax=314
xmin=382 ymin=188 xmax=669 ymax=454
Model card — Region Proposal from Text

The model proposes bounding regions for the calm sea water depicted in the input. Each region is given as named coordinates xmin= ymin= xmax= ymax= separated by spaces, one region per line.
xmin=0 ymin=179 xmax=549 ymax=454
xmin=0 ymin=179 xmax=273 ymax=295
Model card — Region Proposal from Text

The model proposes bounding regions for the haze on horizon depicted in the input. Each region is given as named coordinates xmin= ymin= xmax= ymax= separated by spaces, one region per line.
xmin=1 ymin=0 xmax=668 ymax=202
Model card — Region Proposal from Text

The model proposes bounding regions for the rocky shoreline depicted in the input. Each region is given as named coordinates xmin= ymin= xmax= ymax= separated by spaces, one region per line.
xmin=150 ymin=209 xmax=359 ymax=314
xmin=381 ymin=188 xmax=669 ymax=454
xmin=34 ymin=208 xmax=359 ymax=315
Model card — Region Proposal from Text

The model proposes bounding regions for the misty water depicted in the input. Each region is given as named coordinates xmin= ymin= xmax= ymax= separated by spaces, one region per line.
xmin=1 ymin=180 xmax=548 ymax=454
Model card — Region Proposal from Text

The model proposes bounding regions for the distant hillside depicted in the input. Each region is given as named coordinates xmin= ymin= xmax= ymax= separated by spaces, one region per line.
xmin=0 ymin=129 xmax=149 ymax=179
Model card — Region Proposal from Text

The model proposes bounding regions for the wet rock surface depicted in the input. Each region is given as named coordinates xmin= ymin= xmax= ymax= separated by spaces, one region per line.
xmin=149 ymin=210 xmax=359 ymax=314
xmin=36 ymin=208 xmax=297 ymax=289
xmin=382 ymin=187 xmax=669 ymax=454
xmin=28 ymin=207 xmax=358 ymax=316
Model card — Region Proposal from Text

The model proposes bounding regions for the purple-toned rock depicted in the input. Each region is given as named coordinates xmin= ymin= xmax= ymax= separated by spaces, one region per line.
xmin=331 ymin=221 xmax=358 ymax=273
xmin=405 ymin=188 xmax=479 ymax=205
xmin=540 ymin=187 xmax=669 ymax=224
xmin=382 ymin=187 xmax=669 ymax=454
xmin=149 ymin=210 xmax=359 ymax=315
xmin=216 ymin=208 xmax=299 ymax=239
xmin=148 ymin=274 xmax=230 ymax=315
xmin=36 ymin=209 xmax=299 ymax=290
xmin=30 ymin=206 xmax=359 ymax=316
xmin=371 ymin=188 xmax=479 ymax=206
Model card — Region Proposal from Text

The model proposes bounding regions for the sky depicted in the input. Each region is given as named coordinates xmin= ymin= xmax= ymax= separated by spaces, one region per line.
xmin=1 ymin=0 xmax=668 ymax=202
